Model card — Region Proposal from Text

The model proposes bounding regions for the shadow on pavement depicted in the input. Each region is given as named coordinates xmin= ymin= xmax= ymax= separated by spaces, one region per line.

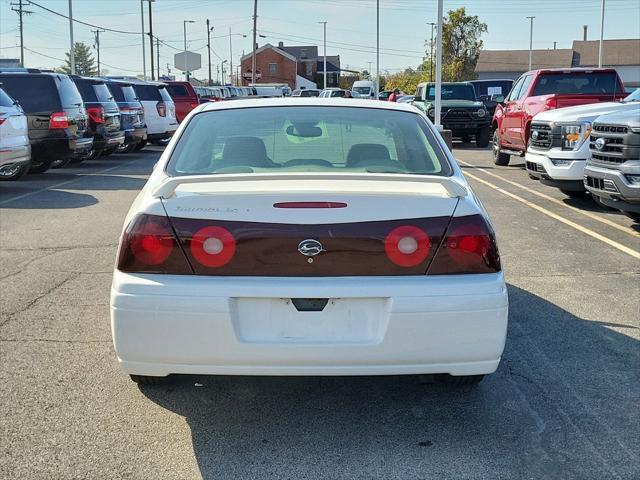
xmin=138 ymin=285 xmax=639 ymax=480
xmin=0 ymin=188 xmax=98 ymax=209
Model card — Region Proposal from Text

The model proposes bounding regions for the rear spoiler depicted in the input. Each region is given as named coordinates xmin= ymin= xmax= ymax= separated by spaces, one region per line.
xmin=151 ymin=173 xmax=468 ymax=199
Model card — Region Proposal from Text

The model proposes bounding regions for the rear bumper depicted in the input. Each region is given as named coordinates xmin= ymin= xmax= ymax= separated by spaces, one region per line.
xmin=111 ymin=271 xmax=509 ymax=377
xmin=0 ymin=144 xmax=31 ymax=167
xmin=124 ymin=127 xmax=147 ymax=145
xmin=525 ymin=150 xmax=586 ymax=187
xmin=31 ymin=136 xmax=93 ymax=160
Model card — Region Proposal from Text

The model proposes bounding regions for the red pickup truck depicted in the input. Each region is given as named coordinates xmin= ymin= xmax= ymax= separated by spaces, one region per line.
xmin=164 ymin=81 xmax=200 ymax=123
xmin=492 ymin=68 xmax=625 ymax=165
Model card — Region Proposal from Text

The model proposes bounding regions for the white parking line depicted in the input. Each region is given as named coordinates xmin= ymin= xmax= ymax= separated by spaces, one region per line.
xmin=457 ymin=159 xmax=640 ymax=239
xmin=0 ymin=159 xmax=143 ymax=207
xmin=463 ymin=169 xmax=640 ymax=260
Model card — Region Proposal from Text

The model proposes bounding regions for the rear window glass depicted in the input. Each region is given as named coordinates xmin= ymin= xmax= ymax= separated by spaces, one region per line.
xmin=167 ymin=106 xmax=451 ymax=177
xmin=166 ymin=84 xmax=189 ymax=97
xmin=426 ymin=85 xmax=476 ymax=101
xmin=471 ymin=81 xmax=513 ymax=98
xmin=0 ymin=87 xmax=15 ymax=107
xmin=58 ymin=75 xmax=84 ymax=108
xmin=134 ymin=84 xmax=162 ymax=101
xmin=94 ymin=83 xmax=114 ymax=102
xmin=159 ymin=87 xmax=173 ymax=102
xmin=0 ymin=75 xmax=60 ymax=112
xmin=75 ymin=80 xmax=98 ymax=102
xmin=532 ymin=72 xmax=620 ymax=96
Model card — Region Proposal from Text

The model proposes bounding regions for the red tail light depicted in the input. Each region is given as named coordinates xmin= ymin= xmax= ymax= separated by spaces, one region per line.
xmin=87 ymin=106 xmax=105 ymax=124
xmin=117 ymin=214 xmax=192 ymax=274
xmin=190 ymin=226 xmax=236 ymax=267
xmin=385 ymin=225 xmax=431 ymax=267
xmin=156 ymin=101 xmax=167 ymax=117
xmin=0 ymin=116 xmax=6 ymax=126
xmin=427 ymin=215 xmax=501 ymax=275
xmin=49 ymin=112 xmax=69 ymax=129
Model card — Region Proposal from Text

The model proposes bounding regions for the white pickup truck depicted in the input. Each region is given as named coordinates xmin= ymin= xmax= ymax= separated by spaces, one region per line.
xmin=525 ymin=88 xmax=639 ymax=197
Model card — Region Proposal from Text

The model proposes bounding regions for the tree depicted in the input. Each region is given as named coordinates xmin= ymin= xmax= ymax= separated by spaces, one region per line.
xmin=439 ymin=8 xmax=487 ymax=81
xmin=59 ymin=42 xmax=98 ymax=76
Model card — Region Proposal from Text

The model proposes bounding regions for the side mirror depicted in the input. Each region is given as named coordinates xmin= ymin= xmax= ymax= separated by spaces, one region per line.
xmin=491 ymin=94 xmax=505 ymax=104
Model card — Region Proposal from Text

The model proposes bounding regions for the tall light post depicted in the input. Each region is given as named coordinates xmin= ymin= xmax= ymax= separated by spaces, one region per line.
xmin=375 ymin=0 xmax=379 ymax=98
xmin=183 ymin=20 xmax=195 ymax=81
xmin=147 ymin=0 xmax=155 ymax=80
xmin=435 ymin=0 xmax=443 ymax=128
xmin=427 ymin=22 xmax=436 ymax=82
xmin=251 ymin=0 xmax=258 ymax=84
xmin=222 ymin=59 xmax=228 ymax=84
xmin=68 ymin=0 xmax=75 ymax=74
xmin=598 ymin=0 xmax=605 ymax=67
xmin=319 ymin=21 xmax=327 ymax=89
xmin=140 ymin=0 xmax=146 ymax=79
xmin=206 ymin=20 xmax=213 ymax=86
xmin=526 ymin=16 xmax=535 ymax=71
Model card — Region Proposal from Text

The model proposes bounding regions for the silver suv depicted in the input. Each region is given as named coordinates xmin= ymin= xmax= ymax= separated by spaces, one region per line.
xmin=584 ymin=108 xmax=640 ymax=221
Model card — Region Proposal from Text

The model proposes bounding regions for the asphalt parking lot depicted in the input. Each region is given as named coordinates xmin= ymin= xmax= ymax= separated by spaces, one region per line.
xmin=1 ymin=145 xmax=638 ymax=480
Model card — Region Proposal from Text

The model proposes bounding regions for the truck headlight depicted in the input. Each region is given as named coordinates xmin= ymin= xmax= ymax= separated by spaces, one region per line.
xmin=625 ymin=174 xmax=640 ymax=184
xmin=561 ymin=122 xmax=591 ymax=151
xmin=428 ymin=108 xmax=435 ymax=117
xmin=476 ymin=108 xmax=486 ymax=117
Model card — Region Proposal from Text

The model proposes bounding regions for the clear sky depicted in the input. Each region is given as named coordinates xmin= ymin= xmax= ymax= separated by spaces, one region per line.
xmin=1 ymin=0 xmax=639 ymax=78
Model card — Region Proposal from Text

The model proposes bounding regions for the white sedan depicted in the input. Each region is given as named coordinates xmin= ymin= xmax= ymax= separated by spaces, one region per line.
xmin=111 ymin=98 xmax=508 ymax=386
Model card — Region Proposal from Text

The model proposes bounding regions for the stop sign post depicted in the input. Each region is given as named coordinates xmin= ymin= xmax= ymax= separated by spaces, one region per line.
xmin=174 ymin=51 xmax=202 ymax=76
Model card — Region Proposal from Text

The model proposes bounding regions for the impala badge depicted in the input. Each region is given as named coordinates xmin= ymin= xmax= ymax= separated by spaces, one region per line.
xmin=298 ymin=239 xmax=325 ymax=257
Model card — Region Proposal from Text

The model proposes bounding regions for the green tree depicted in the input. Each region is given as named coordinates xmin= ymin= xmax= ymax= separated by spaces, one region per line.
xmin=59 ymin=42 xmax=97 ymax=76
xmin=439 ymin=7 xmax=487 ymax=81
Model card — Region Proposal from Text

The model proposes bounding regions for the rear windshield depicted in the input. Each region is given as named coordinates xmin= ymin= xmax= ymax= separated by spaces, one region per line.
xmin=167 ymin=106 xmax=451 ymax=177
xmin=75 ymin=80 xmax=98 ymax=101
xmin=159 ymin=87 xmax=173 ymax=102
xmin=426 ymin=85 xmax=476 ymax=101
xmin=94 ymin=83 xmax=114 ymax=102
xmin=0 ymin=87 xmax=15 ymax=107
xmin=134 ymin=84 xmax=162 ymax=101
xmin=0 ymin=75 xmax=60 ymax=112
xmin=165 ymin=84 xmax=189 ymax=97
xmin=471 ymin=81 xmax=513 ymax=98
xmin=532 ymin=72 xmax=620 ymax=96
xmin=58 ymin=75 xmax=84 ymax=108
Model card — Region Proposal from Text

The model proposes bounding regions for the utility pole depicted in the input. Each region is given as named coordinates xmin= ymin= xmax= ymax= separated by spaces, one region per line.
xmin=156 ymin=36 xmax=160 ymax=79
xmin=10 ymin=0 xmax=32 ymax=68
xmin=68 ymin=0 xmax=75 ymax=74
xmin=251 ymin=0 xmax=258 ymax=84
xmin=375 ymin=0 xmax=379 ymax=98
xmin=598 ymin=0 xmax=605 ymax=67
xmin=435 ymin=0 xmax=443 ymax=127
xmin=428 ymin=22 xmax=436 ymax=82
xmin=216 ymin=65 xmax=220 ymax=84
xmin=319 ymin=21 xmax=327 ymax=89
xmin=92 ymin=29 xmax=105 ymax=76
xmin=229 ymin=27 xmax=234 ymax=86
xmin=140 ymin=0 xmax=146 ymax=80
xmin=183 ymin=20 xmax=195 ymax=80
xmin=207 ymin=20 xmax=213 ymax=86
xmin=148 ymin=0 xmax=155 ymax=80
xmin=527 ymin=16 xmax=535 ymax=71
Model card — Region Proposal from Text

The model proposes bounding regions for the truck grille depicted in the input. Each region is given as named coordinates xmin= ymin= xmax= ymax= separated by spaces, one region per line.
xmin=589 ymin=122 xmax=640 ymax=165
xmin=526 ymin=161 xmax=546 ymax=174
xmin=530 ymin=123 xmax=553 ymax=150
xmin=593 ymin=124 xmax=627 ymax=134
xmin=584 ymin=176 xmax=619 ymax=192
xmin=442 ymin=109 xmax=474 ymax=125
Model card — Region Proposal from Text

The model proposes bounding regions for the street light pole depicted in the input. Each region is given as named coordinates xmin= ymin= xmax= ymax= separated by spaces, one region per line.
xmin=598 ymin=0 xmax=605 ymax=67
xmin=92 ymin=29 xmax=104 ymax=76
xmin=435 ymin=0 xmax=443 ymax=128
xmin=140 ymin=0 xmax=146 ymax=79
xmin=206 ymin=20 xmax=213 ymax=86
xmin=251 ymin=0 xmax=258 ymax=84
xmin=229 ymin=27 xmax=234 ymax=86
xmin=375 ymin=0 xmax=379 ymax=98
xmin=148 ymin=0 xmax=155 ymax=81
xmin=68 ymin=0 xmax=75 ymax=74
xmin=527 ymin=16 xmax=535 ymax=71
xmin=428 ymin=22 xmax=436 ymax=82
xmin=319 ymin=21 xmax=327 ymax=89
xmin=183 ymin=20 xmax=195 ymax=81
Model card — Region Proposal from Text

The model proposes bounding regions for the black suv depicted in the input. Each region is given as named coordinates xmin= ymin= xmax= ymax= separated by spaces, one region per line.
xmin=71 ymin=76 xmax=125 ymax=161
xmin=0 ymin=69 xmax=92 ymax=172
xmin=103 ymin=79 xmax=146 ymax=153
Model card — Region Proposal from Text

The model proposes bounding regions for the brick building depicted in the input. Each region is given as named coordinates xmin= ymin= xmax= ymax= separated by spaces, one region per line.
xmin=240 ymin=44 xmax=297 ymax=87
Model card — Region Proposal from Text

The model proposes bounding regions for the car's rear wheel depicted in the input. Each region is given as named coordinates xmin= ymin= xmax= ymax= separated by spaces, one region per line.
xmin=435 ymin=374 xmax=485 ymax=386
xmin=0 ymin=163 xmax=30 ymax=181
xmin=492 ymin=130 xmax=510 ymax=165
xmin=101 ymin=147 xmax=116 ymax=157
xmin=560 ymin=189 xmax=586 ymax=198
xmin=129 ymin=374 xmax=163 ymax=385
xmin=150 ymin=139 xmax=169 ymax=146
xmin=134 ymin=140 xmax=147 ymax=151
xmin=29 ymin=158 xmax=54 ymax=174
xmin=476 ymin=126 xmax=490 ymax=148
xmin=51 ymin=157 xmax=73 ymax=169
xmin=461 ymin=134 xmax=471 ymax=144
xmin=118 ymin=143 xmax=138 ymax=154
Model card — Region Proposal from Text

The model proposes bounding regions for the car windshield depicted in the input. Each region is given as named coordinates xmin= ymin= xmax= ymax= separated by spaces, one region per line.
xmin=426 ymin=85 xmax=476 ymax=101
xmin=532 ymin=72 xmax=619 ymax=96
xmin=471 ymin=81 xmax=513 ymax=99
xmin=0 ymin=87 xmax=16 ymax=107
xmin=623 ymin=88 xmax=640 ymax=102
xmin=167 ymin=106 xmax=451 ymax=176
xmin=353 ymin=87 xmax=371 ymax=95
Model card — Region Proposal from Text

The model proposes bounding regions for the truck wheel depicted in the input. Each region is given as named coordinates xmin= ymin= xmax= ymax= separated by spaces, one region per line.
xmin=492 ymin=130 xmax=510 ymax=166
xmin=50 ymin=157 xmax=73 ymax=169
xmin=476 ymin=126 xmax=490 ymax=148
xmin=624 ymin=212 xmax=640 ymax=222
xmin=435 ymin=374 xmax=485 ymax=386
xmin=129 ymin=374 xmax=163 ymax=385
xmin=560 ymin=189 xmax=586 ymax=198
xmin=29 ymin=158 xmax=54 ymax=174
xmin=134 ymin=140 xmax=147 ymax=151
xmin=461 ymin=134 xmax=471 ymax=144
xmin=0 ymin=163 xmax=30 ymax=181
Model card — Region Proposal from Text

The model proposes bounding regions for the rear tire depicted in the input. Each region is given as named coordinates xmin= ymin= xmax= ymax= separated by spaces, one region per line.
xmin=101 ymin=147 xmax=116 ymax=157
xmin=528 ymin=173 xmax=539 ymax=180
xmin=560 ymin=189 xmax=586 ymax=198
xmin=492 ymin=130 xmax=510 ymax=166
xmin=129 ymin=374 xmax=163 ymax=385
xmin=29 ymin=158 xmax=54 ymax=174
xmin=0 ymin=163 xmax=30 ymax=181
xmin=118 ymin=143 xmax=137 ymax=154
xmin=134 ymin=140 xmax=147 ymax=151
xmin=461 ymin=134 xmax=471 ymax=144
xmin=435 ymin=374 xmax=485 ymax=386
xmin=476 ymin=126 xmax=490 ymax=148
xmin=51 ymin=157 xmax=73 ymax=169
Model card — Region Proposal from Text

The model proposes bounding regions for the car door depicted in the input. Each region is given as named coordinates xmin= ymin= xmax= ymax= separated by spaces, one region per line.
xmin=501 ymin=75 xmax=526 ymax=147
xmin=509 ymin=75 xmax=534 ymax=150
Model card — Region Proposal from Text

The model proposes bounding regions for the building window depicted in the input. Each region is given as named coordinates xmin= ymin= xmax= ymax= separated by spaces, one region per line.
xmin=269 ymin=63 xmax=277 ymax=75
xmin=305 ymin=62 xmax=312 ymax=76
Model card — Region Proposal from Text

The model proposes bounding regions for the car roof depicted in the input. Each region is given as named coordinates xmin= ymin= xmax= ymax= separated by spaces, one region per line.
xmin=198 ymin=97 xmax=422 ymax=114
xmin=527 ymin=67 xmax=618 ymax=74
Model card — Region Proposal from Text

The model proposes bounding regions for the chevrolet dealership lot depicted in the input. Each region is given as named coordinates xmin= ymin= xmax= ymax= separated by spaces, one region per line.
xmin=1 ymin=145 xmax=638 ymax=479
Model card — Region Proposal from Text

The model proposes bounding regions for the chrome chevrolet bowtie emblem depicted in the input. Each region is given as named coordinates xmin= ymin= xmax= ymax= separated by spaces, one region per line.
xmin=595 ymin=137 xmax=606 ymax=151
xmin=298 ymin=239 xmax=325 ymax=256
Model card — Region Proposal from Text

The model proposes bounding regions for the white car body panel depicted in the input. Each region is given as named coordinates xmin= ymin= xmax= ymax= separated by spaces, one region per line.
xmin=140 ymin=97 xmax=178 ymax=137
xmin=0 ymin=102 xmax=31 ymax=171
xmin=111 ymin=98 xmax=508 ymax=378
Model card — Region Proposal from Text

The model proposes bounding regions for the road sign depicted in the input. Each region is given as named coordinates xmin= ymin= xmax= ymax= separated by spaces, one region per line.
xmin=174 ymin=51 xmax=201 ymax=72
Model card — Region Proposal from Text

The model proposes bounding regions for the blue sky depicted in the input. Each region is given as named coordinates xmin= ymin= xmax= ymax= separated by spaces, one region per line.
xmin=1 ymin=0 xmax=638 ymax=77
